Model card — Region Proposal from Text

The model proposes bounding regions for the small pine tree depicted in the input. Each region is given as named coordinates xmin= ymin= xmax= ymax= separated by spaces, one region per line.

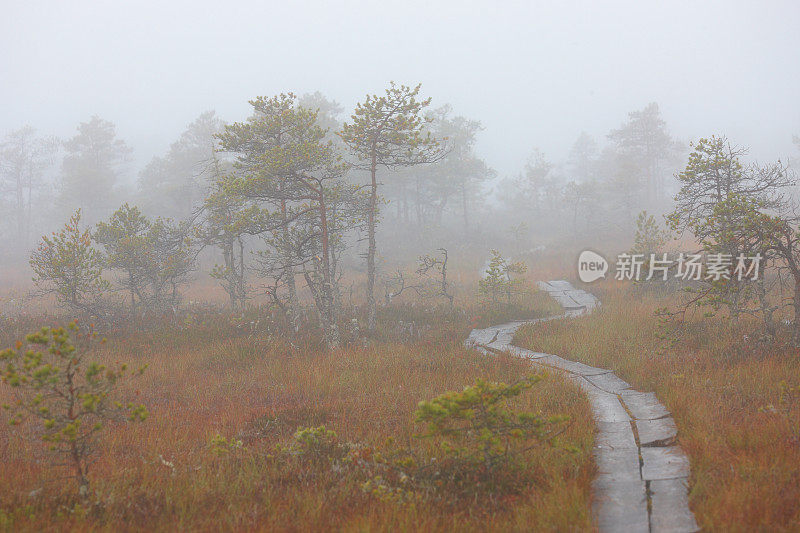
xmin=631 ymin=210 xmax=670 ymax=256
xmin=478 ymin=249 xmax=527 ymax=304
xmin=340 ymin=82 xmax=445 ymax=331
xmin=95 ymin=204 xmax=196 ymax=318
xmin=29 ymin=210 xmax=109 ymax=315
xmin=0 ymin=321 xmax=147 ymax=497
xmin=414 ymin=375 xmax=570 ymax=494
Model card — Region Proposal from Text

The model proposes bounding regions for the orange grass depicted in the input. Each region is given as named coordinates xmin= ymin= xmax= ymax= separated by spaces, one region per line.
xmin=0 ymin=303 xmax=594 ymax=532
xmin=515 ymin=284 xmax=800 ymax=532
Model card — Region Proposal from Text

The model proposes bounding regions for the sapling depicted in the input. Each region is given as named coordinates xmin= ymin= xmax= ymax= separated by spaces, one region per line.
xmin=478 ymin=249 xmax=527 ymax=305
xmin=413 ymin=375 xmax=570 ymax=496
xmin=0 ymin=321 xmax=147 ymax=497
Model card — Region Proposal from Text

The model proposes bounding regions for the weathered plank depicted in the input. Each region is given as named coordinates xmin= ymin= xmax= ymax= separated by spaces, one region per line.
xmin=592 ymin=476 xmax=650 ymax=533
xmin=502 ymin=345 xmax=547 ymax=360
xmin=641 ymin=446 xmax=690 ymax=480
xmin=536 ymin=280 xmax=556 ymax=291
xmin=552 ymin=292 xmax=584 ymax=309
xmin=570 ymin=290 xmax=599 ymax=305
xmin=620 ymin=390 xmax=671 ymax=420
xmin=547 ymin=280 xmax=575 ymax=291
xmin=465 ymin=327 xmax=497 ymax=346
xmin=493 ymin=332 xmax=514 ymax=345
xmin=636 ymin=417 xmax=678 ymax=447
xmin=536 ymin=354 xmax=610 ymax=376
xmin=649 ymin=477 xmax=700 ymax=532
xmin=594 ymin=448 xmax=641 ymax=481
xmin=596 ymin=420 xmax=638 ymax=449
xmin=586 ymin=372 xmax=633 ymax=393
xmin=586 ymin=390 xmax=631 ymax=423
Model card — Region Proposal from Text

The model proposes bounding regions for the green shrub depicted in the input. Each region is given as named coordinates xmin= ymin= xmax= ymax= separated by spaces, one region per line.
xmin=209 ymin=433 xmax=243 ymax=456
xmin=361 ymin=375 xmax=572 ymax=505
xmin=413 ymin=375 xmax=570 ymax=494
xmin=288 ymin=425 xmax=349 ymax=464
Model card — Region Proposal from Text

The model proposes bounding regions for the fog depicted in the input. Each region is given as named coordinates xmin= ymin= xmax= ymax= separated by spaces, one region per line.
xmin=4 ymin=6 xmax=800 ymax=523
xmin=3 ymin=0 xmax=799 ymax=180
xmin=2 ymin=0 xmax=800 ymax=289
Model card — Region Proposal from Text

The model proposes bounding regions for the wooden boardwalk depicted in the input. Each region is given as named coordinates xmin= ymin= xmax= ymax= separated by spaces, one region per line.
xmin=466 ymin=280 xmax=698 ymax=533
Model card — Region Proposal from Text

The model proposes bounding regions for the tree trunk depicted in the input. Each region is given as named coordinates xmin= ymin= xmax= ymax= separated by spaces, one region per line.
xmin=237 ymin=237 xmax=245 ymax=308
xmin=281 ymin=198 xmax=299 ymax=332
xmin=318 ymin=186 xmax=339 ymax=349
xmin=129 ymin=275 xmax=137 ymax=328
xmin=793 ymin=279 xmax=800 ymax=347
xmin=440 ymin=249 xmax=453 ymax=305
xmin=223 ymin=243 xmax=236 ymax=309
xmin=366 ymin=155 xmax=378 ymax=332
xmin=71 ymin=440 xmax=89 ymax=499
xmin=755 ymin=277 xmax=774 ymax=337
xmin=461 ymin=185 xmax=469 ymax=238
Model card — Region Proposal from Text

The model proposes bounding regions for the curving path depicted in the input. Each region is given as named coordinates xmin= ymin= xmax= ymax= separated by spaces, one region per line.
xmin=466 ymin=280 xmax=698 ymax=533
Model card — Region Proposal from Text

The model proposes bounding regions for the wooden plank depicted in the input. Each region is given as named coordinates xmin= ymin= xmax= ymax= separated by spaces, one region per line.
xmin=594 ymin=448 xmax=641 ymax=481
xmin=586 ymin=372 xmax=632 ymax=393
xmin=586 ymin=389 xmax=631 ymax=423
xmin=592 ymin=476 xmax=649 ymax=533
xmin=636 ymin=417 xmax=678 ymax=447
xmin=650 ymin=477 xmax=700 ymax=532
xmin=596 ymin=420 xmax=638 ymax=450
xmin=536 ymin=280 xmax=556 ymax=291
xmin=552 ymin=292 xmax=584 ymax=309
xmin=536 ymin=354 xmax=610 ymax=376
xmin=502 ymin=345 xmax=548 ymax=360
xmin=641 ymin=446 xmax=690 ymax=481
xmin=620 ymin=390 xmax=671 ymax=420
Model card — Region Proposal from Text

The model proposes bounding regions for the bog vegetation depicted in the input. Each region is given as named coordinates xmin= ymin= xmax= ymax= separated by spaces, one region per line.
xmin=2 ymin=81 xmax=800 ymax=531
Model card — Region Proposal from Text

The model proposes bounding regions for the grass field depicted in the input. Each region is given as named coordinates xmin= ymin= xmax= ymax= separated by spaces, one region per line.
xmin=11 ymin=257 xmax=798 ymax=532
xmin=0 ymin=292 xmax=594 ymax=532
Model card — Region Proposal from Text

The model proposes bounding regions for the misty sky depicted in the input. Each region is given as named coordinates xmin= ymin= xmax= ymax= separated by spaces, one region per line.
xmin=2 ymin=0 xmax=799 ymax=182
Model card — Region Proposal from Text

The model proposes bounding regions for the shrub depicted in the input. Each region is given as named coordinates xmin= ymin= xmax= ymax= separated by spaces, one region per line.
xmin=414 ymin=376 xmax=570 ymax=483
xmin=271 ymin=378 xmax=573 ymax=507
xmin=288 ymin=425 xmax=349 ymax=464
xmin=345 ymin=376 xmax=574 ymax=506
xmin=209 ymin=433 xmax=244 ymax=456
xmin=631 ymin=210 xmax=670 ymax=256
